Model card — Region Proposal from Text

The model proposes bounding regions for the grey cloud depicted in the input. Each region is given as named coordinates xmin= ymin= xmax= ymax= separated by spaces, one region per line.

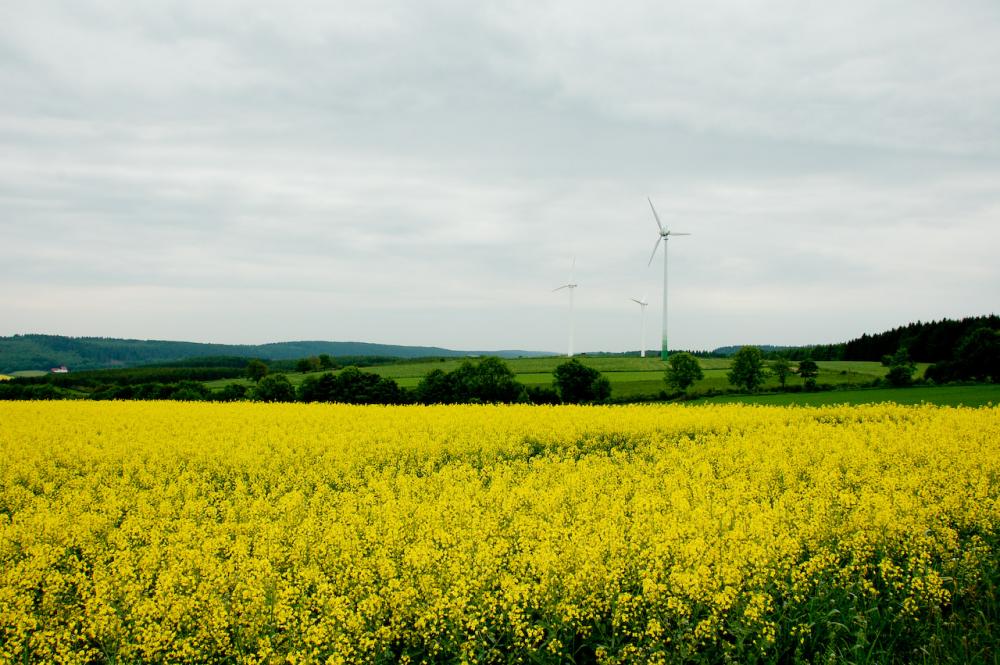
xmin=1 ymin=1 xmax=998 ymax=351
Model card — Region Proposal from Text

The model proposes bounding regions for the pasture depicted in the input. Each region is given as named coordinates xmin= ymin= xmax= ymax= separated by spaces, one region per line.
xmin=704 ymin=383 xmax=1000 ymax=407
xmin=7 ymin=370 xmax=47 ymax=378
xmin=206 ymin=357 xmax=937 ymax=404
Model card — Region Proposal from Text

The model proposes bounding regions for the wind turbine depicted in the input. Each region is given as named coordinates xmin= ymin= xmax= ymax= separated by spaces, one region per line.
xmin=552 ymin=256 xmax=578 ymax=357
xmin=630 ymin=294 xmax=649 ymax=358
xmin=646 ymin=197 xmax=690 ymax=361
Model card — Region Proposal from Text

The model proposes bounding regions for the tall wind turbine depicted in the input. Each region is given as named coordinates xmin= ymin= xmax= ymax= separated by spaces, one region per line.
xmin=630 ymin=294 xmax=649 ymax=358
xmin=646 ymin=198 xmax=690 ymax=360
xmin=552 ymin=257 xmax=578 ymax=357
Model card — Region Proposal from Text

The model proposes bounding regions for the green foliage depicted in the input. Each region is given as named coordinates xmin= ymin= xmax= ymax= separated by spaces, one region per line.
xmin=525 ymin=386 xmax=561 ymax=405
xmin=883 ymin=347 xmax=916 ymax=387
xmin=770 ymin=358 xmax=792 ymax=388
xmin=704 ymin=383 xmax=1000 ymax=408
xmin=0 ymin=382 xmax=71 ymax=400
xmin=246 ymin=360 xmax=269 ymax=383
xmin=148 ymin=356 xmax=254 ymax=369
xmin=295 ymin=356 xmax=322 ymax=373
xmin=955 ymin=327 xmax=1000 ymax=381
xmin=450 ymin=357 xmax=524 ymax=404
xmin=414 ymin=357 xmax=524 ymax=404
xmin=414 ymin=369 xmax=455 ymax=404
xmin=171 ymin=381 xmax=212 ymax=401
xmin=298 ymin=367 xmax=404 ymax=405
xmin=217 ymin=383 xmax=249 ymax=402
xmin=10 ymin=366 xmax=245 ymax=388
xmin=727 ymin=346 xmax=768 ymax=393
xmin=665 ymin=353 xmax=704 ymax=392
xmin=253 ymin=375 xmax=296 ymax=402
xmin=797 ymin=359 xmax=819 ymax=380
xmin=553 ymin=359 xmax=611 ymax=403
xmin=318 ymin=354 xmax=336 ymax=370
xmin=885 ymin=364 xmax=915 ymax=387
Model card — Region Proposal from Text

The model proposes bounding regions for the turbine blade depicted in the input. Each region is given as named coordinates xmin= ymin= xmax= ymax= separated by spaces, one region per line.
xmin=671 ymin=232 xmax=692 ymax=236
xmin=647 ymin=236 xmax=662 ymax=267
xmin=647 ymin=197 xmax=665 ymax=233
xmin=552 ymin=285 xmax=570 ymax=292
xmin=630 ymin=298 xmax=643 ymax=305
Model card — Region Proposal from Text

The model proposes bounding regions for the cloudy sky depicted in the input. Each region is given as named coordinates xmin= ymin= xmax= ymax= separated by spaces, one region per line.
xmin=2 ymin=1 xmax=998 ymax=352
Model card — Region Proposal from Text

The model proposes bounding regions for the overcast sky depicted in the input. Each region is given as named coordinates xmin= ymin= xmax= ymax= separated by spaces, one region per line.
xmin=2 ymin=1 xmax=998 ymax=352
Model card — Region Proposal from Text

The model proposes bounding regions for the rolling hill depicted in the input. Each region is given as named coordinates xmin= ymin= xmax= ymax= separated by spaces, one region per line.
xmin=0 ymin=335 xmax=551 ymax=373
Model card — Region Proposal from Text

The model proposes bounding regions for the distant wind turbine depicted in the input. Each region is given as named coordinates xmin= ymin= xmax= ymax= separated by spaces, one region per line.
xmin=630 ymin=294 xmax=649 ymax=358
xmin=552 ymin=256 xmax=578 ymax=357
xmin=646 ymin=198 xmax=690 ymax=360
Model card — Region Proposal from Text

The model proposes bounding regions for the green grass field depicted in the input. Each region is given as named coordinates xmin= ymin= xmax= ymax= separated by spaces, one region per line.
xmin=206 ymin=357 xmax=946 ymax=403
xmin=702 ymin=384 xmax=1000 ymax=407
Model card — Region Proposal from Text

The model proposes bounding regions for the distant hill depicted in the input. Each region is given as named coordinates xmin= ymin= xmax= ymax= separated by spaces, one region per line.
xmin=0 ymin=335 xmax=552 ymax=373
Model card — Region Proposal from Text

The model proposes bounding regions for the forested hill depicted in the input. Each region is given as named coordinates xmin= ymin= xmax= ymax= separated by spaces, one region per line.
xmin=0 ymin=335 xmax=550 ymax=372
xmin=780 ymin=315 xmax=1000 ymax=362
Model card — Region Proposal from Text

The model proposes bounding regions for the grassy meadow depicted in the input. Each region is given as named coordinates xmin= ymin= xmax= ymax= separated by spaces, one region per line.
xmin=206 ymin=356 xmax=945 ymax=405
xmin=705 ymin=383 xmax=1000 ymax=407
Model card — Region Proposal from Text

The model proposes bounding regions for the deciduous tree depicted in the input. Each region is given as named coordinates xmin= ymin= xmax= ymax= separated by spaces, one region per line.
xmin=246 ymin=359 xmax=269 ymax=383
xmin=665 ymin=352 xmax=704 ymax=392
xmin=727 ymin=346 xmax=768 ymax=393
xmin=770 ymin=358 xmax=792 ymax=388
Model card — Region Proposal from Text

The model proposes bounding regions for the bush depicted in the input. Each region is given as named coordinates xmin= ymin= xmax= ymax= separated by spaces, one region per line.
xmin=170 ymin=381 xmax=210 ymax=401
xmin=253 ymin=375 xmax=296 ymax=402
xmin=526 ymin=386 xmax=561 ymax=405
xmin=885 ymin=364 xmax=916 ymax=387
xmin=883 ymin=347 xmax=916 ymax=387
xmin=217 ymin=383 xmax=249 ymax=402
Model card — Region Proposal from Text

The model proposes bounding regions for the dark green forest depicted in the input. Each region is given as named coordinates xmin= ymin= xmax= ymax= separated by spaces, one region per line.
xmin=767 ymin=315 xmax=1000 ymax=362
xmin=0 ymin=335 xmax=548 ymax=373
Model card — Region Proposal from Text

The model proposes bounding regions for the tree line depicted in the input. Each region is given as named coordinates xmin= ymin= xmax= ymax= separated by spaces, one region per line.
xmin=0 ymin=357 xmax=617 ymax=405
xmin=252 ymin=358 xmax=613 ymax=405
xmin=775 ymin=315 xmax=999 ymax=363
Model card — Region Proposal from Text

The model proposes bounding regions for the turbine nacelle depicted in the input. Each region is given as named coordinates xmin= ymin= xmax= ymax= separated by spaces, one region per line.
xmin=647 ymin=197 xmax=690 ymax=266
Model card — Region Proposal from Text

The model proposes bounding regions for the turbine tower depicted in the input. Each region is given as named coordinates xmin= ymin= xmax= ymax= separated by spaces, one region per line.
xmin=646 ymin=198 xmax=690 ymax=360
xmin=552 ymin=257 xmax=578 ymax=357
xmin=630 ymin=295 xmax=649 ymax=358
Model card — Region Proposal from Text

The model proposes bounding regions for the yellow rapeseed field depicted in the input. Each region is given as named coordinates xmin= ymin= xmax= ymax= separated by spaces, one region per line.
xmin=1 ymin=401 xmax=998 ymax=663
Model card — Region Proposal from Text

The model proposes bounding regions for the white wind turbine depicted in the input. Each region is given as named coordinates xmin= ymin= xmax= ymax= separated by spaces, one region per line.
xmin=646 ymin=197 xmax=690 ymax=360
xmin=552 ymin=256 xmax=578 ymax=357
xmin=630 ymin=294 xmax=649 ymax=358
